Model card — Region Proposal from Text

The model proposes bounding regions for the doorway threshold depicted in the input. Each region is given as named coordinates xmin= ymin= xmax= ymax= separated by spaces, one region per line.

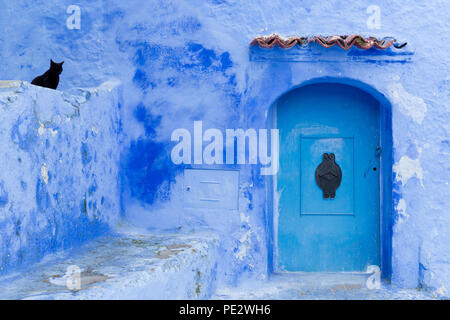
xmin=213 ymin=273 xmax=435 ymax=300
xmin=269 ymin=271 xmax=373 ymax=289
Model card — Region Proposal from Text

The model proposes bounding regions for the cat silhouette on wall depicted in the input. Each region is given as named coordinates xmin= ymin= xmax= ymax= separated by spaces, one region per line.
xmin=31 ymin=59 xmax=64 ymax=90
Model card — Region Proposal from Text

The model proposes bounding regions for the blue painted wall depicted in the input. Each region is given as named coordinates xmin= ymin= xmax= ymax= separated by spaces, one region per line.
xmin=0 ymin=80 xmax=121 ymax=274
xmin=0 ymin=0 xmax=449 ymax=295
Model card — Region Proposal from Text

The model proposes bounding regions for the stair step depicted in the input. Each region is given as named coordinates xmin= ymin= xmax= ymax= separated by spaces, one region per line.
xmin=0 ymin=230 xmax=219 ymax=300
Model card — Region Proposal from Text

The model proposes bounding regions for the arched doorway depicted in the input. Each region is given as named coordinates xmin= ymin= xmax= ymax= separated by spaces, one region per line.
xmin=271 ymin=80 xmax=392 ymax=277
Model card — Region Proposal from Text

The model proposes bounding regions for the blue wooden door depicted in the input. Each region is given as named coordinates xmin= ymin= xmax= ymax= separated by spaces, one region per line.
xmin=276 ymin=83 xmax=380 ymax=272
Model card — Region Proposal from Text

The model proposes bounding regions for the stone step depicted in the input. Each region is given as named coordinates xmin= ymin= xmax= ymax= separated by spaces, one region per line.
xmin=0 ymin=229 xmax=219 ymax=300
xmin=213 ymin=273 xmax=436 ymax=300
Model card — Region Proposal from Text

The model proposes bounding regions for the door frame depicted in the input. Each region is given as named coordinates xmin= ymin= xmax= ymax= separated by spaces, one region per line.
xmin=266 ymin=77 xmax=393 ymax=280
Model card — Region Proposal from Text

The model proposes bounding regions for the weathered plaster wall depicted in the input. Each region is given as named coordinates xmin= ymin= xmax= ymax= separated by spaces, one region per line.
xmin=0 ymin=0 xmax=449 ymax=295
xmin=0 ymin=80 xmax=121 ymax=274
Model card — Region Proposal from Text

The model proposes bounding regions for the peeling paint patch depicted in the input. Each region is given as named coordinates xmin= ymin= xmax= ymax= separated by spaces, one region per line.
xmin=49 ymin=129 xmax=58 ymax=137
xmin=395 ymin=198 xmax=409 ymax=225
xmin=388 ymin=83 xmax=427 ymax=124
xmin=41 ymin=163 xmax=49 ymax=184
xmin=393 ymin=155 xmax=424 ymax=186
xmin=235 ymin=230 xmax=252 ymax=261
xmin=239 ymin=212 xmax=250 ymax=224
xmin=38 ymin=123 xmax=46 ymax=136
xmin=435 ymin=284 xmax=447 ymax=297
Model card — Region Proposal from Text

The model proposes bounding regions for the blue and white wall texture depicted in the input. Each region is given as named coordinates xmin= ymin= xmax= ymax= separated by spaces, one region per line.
xmin=0 ymin=80 xmax=121 ymax=274
xmin=0 ymin=0 xmax=449 ymax=297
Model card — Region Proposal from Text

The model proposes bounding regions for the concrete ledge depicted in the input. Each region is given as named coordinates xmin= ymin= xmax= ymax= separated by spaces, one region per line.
xmin=0 ymin=229 xmax=219 ymax=300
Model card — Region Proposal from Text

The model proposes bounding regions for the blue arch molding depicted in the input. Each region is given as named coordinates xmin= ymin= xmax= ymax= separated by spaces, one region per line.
xmin=266 ymin=77 xmax=393 ymax=280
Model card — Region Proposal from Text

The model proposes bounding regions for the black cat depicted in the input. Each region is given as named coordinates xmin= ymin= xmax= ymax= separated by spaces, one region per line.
xmin=31 ymin=59 xmax=64 ymax=90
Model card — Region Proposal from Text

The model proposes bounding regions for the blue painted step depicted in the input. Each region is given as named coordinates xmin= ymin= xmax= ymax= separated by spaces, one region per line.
xmin=0 ymin=229 xmax=219 ymax=300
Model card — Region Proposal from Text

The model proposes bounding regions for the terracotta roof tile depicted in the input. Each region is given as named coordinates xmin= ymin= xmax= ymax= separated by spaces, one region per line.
xmin=250 ymin=34 xmax=406 ymax=50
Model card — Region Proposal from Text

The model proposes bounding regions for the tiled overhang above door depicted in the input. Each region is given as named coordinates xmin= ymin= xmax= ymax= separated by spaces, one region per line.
xmin=250 ymin=34 xmax=412 ymax=63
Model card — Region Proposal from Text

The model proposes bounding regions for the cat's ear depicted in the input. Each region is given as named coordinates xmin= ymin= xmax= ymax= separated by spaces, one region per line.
xmin=60 ymin=61 xmax=64 ymax=65
xmin=50 ymin=59 xmax=55 ymax=65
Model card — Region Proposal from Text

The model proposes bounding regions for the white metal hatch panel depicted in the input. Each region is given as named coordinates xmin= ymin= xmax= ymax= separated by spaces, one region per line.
xmin=183 ymin=169 xmax=239 ymax=210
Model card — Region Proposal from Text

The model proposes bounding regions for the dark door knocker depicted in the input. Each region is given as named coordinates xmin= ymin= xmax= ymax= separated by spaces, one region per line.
xmin=315 ymin=153 xmax=342 ymax=199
